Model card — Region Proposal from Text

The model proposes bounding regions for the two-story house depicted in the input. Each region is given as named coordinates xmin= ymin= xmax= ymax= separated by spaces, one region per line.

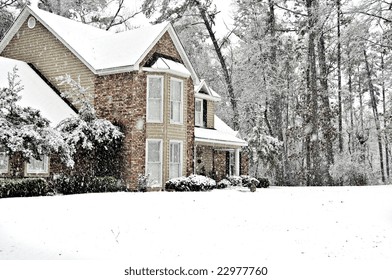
xmin=0 ymin=6 xmax=248 ymax=189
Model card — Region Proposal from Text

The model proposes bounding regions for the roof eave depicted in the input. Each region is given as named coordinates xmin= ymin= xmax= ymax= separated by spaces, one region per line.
xmin=195 ymin=92 xmax=221 ymax=102
xmin=142 ymin=67 xmax=191 ymax=78
xmin=195 ymin=137 xmax=248 ymax=147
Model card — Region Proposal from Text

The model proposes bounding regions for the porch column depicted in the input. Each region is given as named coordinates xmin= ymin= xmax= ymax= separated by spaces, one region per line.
xmin=235 ymin=148 xmax=240 ymax=176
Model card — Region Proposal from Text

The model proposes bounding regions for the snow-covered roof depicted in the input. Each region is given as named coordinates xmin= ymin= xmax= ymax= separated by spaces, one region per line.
xmin=0 ymin=6 xmax=200 ymax=83
xmin=194 ymin=79 xmax=221 ymax=102
xmin=30 ymin=6 xmax=169 ymax=72
xmin=144 ymin=57 xmax=191 ymax=77
xmin=0 ymin=57 xmax=77 ymax=126
xmin=195 ymin=115 xmax=247 ymax=147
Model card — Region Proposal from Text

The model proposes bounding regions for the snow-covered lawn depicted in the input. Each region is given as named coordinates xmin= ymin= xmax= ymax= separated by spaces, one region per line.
xmin=1 ymin=186 xmax=392 ymax=278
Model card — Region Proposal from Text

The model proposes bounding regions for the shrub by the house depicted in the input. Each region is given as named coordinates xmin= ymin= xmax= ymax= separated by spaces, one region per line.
xmin=53 ymin=175 xmax=125 ymax=195
xmin=257 ymin=177 xmax=270 ymax=188
xmin=0 ymin=178 xmax=50 ymax=198
xmin=217 ymin=179 xmax=232 ymax=189
xmin=227 ymin=176 xmax=243 ymax=186
xmin=165 ymin=175 xmax=216 ymax=192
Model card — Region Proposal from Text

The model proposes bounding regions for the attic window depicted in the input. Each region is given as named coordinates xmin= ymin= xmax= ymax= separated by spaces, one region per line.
xmin=28 ymin=17 xmax=36 ymax=29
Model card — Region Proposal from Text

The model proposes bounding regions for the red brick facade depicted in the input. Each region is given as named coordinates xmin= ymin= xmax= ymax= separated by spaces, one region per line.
xmin=95 ymin=72 xmax=147 ymax=189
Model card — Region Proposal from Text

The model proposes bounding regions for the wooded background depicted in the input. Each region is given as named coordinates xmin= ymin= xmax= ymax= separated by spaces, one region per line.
xmin=1 ymin=0 xmax=391 ymax=186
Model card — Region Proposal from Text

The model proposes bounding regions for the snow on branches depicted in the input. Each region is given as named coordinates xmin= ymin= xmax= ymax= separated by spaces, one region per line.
xmin=0 ymin=67 xmax=74 ymax=167
xmin=56 ymin=74 xmax=123 ymax=154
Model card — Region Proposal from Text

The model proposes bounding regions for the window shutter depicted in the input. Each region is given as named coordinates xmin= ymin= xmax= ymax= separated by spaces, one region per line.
xmin=203 ymin=100 xmax=207 ymax=127
xmin=239 ymin=151 xmax=242 ymax=175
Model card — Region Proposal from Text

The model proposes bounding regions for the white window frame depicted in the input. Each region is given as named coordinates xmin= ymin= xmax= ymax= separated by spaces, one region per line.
xmin=169 ymin=140 xmax=183 ymax=179
xmin=26 ymin=155 xmax=49 ymax=174
xmin=146 ymin=75 xmax=164 ymax=123
xmin=170 ymin=78 xmax=184 ymax=125
xmin=0 ymin=148 xmax=9 ymax=174
xmin=195 ymin=98 xmax=203 ymax=127
xmin=145 ymin=139 xmax=163 ymax=187
xmin=229 ymin=151 xmax=235 ymax=177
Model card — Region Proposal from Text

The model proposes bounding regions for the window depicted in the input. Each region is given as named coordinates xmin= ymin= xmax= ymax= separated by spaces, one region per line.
xmin=170 ymin=78 xmax=183 ymax=124
xmin=228 ymin=151 xmax=235 ymax=176
xmin=27 ymin=155 xmax=49 ymax=174
xmin=0 ymin=147 xmax=9 ymax=174
xmin=146 ymin=139 xmax=162 ymax=187
xmin=195 ymin=98 xmax=203 ymax=127
xmin=169 ymin=141 xmax=182 ymax=179
xmin=147 ymin=76 xmax=163 ymax=123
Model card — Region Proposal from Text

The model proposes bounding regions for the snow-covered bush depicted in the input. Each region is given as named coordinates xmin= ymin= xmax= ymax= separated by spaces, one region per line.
xmin=165 ymin=176 xmax=190 ymax=192
xmin=56 ymin=75 xmax=123 ymax=176
xmin=227 ymin=176 xmax=242 ymax=186
xmin=165 ymin=175 xmax=216 ymax=192
xmin=53 ymin=175 xmax=125 ymax=195
xmin=0 ymin=67 xmax=73 ymax=167
xmin=217 ymin=179 xmax=232 ymax=189
xmin=188 ymin=175 xmax=216 ymax=191
xmin=256 ymin=177 xmax=270 ymax=188
xmin=0 ymin=178 xmax=50 ymax=198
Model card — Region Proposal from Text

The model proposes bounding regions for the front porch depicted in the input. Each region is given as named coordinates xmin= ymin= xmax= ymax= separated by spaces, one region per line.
xmin=194 ymin=144 xmax=248 ymax=182
xmin=194 ymin=116 xmax=248 ymax=181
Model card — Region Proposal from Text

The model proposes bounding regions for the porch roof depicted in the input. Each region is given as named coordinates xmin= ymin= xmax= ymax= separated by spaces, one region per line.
xmin=195 ymin=116 xmax=247 ymax=147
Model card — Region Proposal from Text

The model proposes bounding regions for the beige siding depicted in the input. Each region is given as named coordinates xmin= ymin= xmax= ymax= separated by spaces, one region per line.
xmin=1 ymin=17 xmax=95 ymax=108
xmin=207 ymin=100 xmax=215 ymax=128
xmin=146 ymin=73 xmax=189 ymax=185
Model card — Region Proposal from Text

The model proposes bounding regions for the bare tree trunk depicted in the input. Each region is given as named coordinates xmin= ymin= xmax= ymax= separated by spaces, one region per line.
xmin=348 ymin=59 xmax=355 ymax=154
xmin=306 ymin=0 xmax=321 ymax=185
xmin=337 ymin=0 xmax=343 ymax=153
xmin=318 ymin=32 xmax=334 ymax=182
xmin=364 ymin=50 xmax=385 ymax=183
xmin=267 ymin=0 xmax=284 ymax=185
xmin=195 ymin=1 xmax=240 ymax=131
xmin=381 ymin=51 xmax=390 ymax=178
xmin=357 ymin=65 xmax=364 ymax=132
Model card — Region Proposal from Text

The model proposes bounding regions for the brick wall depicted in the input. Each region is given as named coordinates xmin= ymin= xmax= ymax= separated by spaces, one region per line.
xmin=1 ymin=17 xmax=95 ymax=108
xmin=186 ymin=78 xmax=195 ymax=175
xmin=214 ymin=150 xmax=227 ymax=181
xmin=195 ymin=146 xmax=214 ymax=177
xmin=95 ymin=72 xmax=146 ymax=190
xmin=240 ymin=151 xmax=249 ymax=177
xmin=140 ymin=32 xmax=183 ymax=66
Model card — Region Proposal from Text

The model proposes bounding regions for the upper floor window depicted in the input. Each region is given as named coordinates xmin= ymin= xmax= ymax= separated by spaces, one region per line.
xmin=26 ymin=155 xmax=49 ymax=174
xmin=0 ymin=147 xmax=9 ymax=174
xmin=147 ymin=76 xmax=163 ymax=123
xmin=195 ymin=98 xmax=203 ymax=127
xmin=170 ymin=78 xmax=183 ymax=124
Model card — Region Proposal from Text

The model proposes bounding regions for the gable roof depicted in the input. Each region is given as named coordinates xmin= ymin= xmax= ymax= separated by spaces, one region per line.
xmin=194 ymin=79 xmax=221 ymax=101
xmin=0 ymin=6 xmax=200 ymax=83
xmin=0 ymin=57 xmax=77 ymax=126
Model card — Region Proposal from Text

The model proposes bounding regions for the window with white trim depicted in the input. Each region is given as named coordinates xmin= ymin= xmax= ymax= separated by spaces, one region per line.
xmin=147 ymin=76 xmax=163 ymax=123
xmin=146 ymin=139 xmax=162 ymax=186
xmin=170 ymin=78 xmax=183 ymax=124
xmin=195 ymin=98 xmax=203 ymax=127
xmin=27 ymin=155 xmax=49 ymax=174
xmin=0 ymin=147 xmax=9 ymax=174
xmin=229 ymin=151 xmax=235 ymax=176
xmin=169 ymin=141 xmax=182 ymax=179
